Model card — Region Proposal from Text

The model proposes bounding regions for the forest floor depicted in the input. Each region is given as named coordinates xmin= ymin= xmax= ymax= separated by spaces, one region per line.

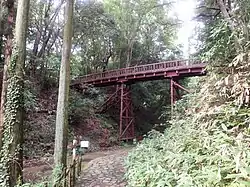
xmin=23 ymin=147 xmax=132 ymax=185
xmin=23 ymin=86 xmax=133 ymax=185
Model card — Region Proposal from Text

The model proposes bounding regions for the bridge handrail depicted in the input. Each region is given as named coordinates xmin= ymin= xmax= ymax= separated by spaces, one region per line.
xmin=75 ymin=59 xmax=205 ymax=82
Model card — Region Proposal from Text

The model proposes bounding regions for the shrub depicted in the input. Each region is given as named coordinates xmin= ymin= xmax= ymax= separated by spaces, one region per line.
xmin=125 ymin=93 xmax=250 ymax=187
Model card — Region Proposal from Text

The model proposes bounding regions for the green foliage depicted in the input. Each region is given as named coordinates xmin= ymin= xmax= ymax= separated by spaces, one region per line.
xmin=0 ymin=78 xmax=22 ymax=184
xmin=125 ymin=1 xmax=250 ymax=185
xmin=73 ymin=0 xmax=118 ymax=71
xmin=23 ymin=80 xmax=37 ymax=112
xmin=70 ymin=0 xmax=178 ymax=74
xmin=103 ymin=0 xmax=177 ymax=67
xmin=0 ymin=44 xmax=24 ymax=186
xmin=16 ymin=165 xmax=65 ymax=187
xmin=68 ymin=87 xmax=120 ymax=146
xmin=69 ymin=87 xmax=103 ymax=125
xmin=125 ymin=90 xmax=250 ymax=187
xmin=131 ymin=80 xmax=171 ymax=134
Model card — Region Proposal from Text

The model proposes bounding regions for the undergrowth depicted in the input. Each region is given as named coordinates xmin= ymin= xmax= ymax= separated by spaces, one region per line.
xmin=16 ymin=166 xmax=65 ymax=187
xmin=125 ymin=79 xmax=250 ymax=187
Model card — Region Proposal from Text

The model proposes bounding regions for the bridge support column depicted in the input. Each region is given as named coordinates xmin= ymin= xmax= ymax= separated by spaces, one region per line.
xmin=170 ymin=78 xmax=190 ymax=114
xmin=170 ymin=78 xmax=177 ymax=114
xmin=119 ymin=84 xmax=135 ymax=141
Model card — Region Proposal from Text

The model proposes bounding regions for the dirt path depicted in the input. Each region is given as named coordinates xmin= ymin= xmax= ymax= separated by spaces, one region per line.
xmin=77 ymin=148 xmax=130 ymax=187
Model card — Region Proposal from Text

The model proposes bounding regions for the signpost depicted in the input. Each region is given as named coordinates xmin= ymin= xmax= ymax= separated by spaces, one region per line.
xmin=80 ymin=141 xmax=89 ymax=148
xmin=72 ymin=138 xmax=89 ymax=161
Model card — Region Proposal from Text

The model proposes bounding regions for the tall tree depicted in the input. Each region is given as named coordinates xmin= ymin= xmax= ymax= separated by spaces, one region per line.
xmin=70 ymin=0 xmax=177 ymax=75
xmin=0 ymin=0 xmax=15 ymax=149
xmin=28 ymin=0 xmax=64 ymax=78
xmin=0 ymin=0 xmax=3 ymax=63
xmin=104 ymin=0 xmax=175 ymax=67
xmin=0 ymin=0 xmax=4 ymax=149
xmin=0 ymin=0 xmax=4 ymax=56
xmin=0 ymin=0 xmax=30 ymax=186
xmin=54 ymin=0 xmax=74 ymax=168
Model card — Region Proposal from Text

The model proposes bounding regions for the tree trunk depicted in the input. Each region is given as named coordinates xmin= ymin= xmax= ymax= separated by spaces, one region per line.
xmin=0 ymin=0 xmax=5 ymax=64
xmin=0 ymin=0 xmax=15 ymax=149
xmin=0 ymin=0 xmax=3 ymax=148
xmin=126 ymin=43 xmax=133 ymax=67
xmin=0 ymin=0 xmax=30 ymax=186
xmin=54 ymin=0 xmax=74 ymax=169
xmin=217 ymin=0 xmax=242 ymax=52
xmin=0 ymin=0 xmax=2 ymax=22
xmin=126 ymin=37 xmax=136 ymax=68
xmin=0 ymin=0 xmax=3 ymax=60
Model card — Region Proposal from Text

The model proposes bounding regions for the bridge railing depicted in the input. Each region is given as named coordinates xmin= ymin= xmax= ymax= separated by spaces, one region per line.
xmin=75 ymin=59 xmax=204 ymax=83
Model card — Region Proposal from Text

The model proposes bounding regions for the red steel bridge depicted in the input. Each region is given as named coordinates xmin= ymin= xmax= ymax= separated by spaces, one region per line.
xmin=71 ymin=59 xmax=207 ymax=141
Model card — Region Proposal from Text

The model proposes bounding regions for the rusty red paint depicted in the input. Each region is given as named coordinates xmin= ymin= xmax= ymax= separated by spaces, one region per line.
xmin=71 ymin=59 xmax=207 ymax=87
xmin=119 ymin=84 xmax=135 ymax=141
xmin=73 ymin=59 xmax=207 ymax=141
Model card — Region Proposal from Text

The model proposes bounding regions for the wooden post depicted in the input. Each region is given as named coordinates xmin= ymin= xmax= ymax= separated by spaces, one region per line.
xmin=65 ymin=168 xmax=70 ymax=187
xmin=77 ymin=156 xmax=82 ymax=176
xmin=79 ymin=156 xmax=82 ymax=174
xmin=72 ymin=139 xmax=77 ymax=161
xmin=63 ymin=167 xmax=67 ymax=187
xmin=68 ymin=166 xmax=71 ymax=187
xmin=72 ymin=160 xmax=76 ymax=187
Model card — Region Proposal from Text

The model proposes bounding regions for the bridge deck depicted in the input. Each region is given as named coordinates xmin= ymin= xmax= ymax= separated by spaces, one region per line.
xmin=72 ymin=59 xmax=207 ymax=87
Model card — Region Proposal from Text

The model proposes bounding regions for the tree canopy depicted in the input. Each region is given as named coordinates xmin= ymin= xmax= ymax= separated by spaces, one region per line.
xmin=2 ymin=0 xmax=250 ymax=186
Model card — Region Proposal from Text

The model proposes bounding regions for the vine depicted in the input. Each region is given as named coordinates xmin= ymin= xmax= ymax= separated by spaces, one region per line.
xmin=0 ymin=41 xmax=24 ymax=187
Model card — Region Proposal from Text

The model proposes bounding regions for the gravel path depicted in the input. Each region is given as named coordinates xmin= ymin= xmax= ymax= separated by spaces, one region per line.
xmin=77 ymin=149 xmax=130 ymax=187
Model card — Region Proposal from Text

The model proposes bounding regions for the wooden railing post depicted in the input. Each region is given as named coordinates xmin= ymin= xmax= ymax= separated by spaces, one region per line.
xmin=62 ymin=167 xmax=67 ymax=187
xmin=77 ymin=156 xmax=82 ymax=176
xmin=80 ymin=156 xmax=82 ymax=173
xmin=68 ymin=166 xmax=71 ymax=187
xmin=72 ymin=160 xmax=76 ymax=187
xmin=72 ymin=139 xmax=77 ymax=161
xmin=51 ymin=139 xmax=84 ymax=187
